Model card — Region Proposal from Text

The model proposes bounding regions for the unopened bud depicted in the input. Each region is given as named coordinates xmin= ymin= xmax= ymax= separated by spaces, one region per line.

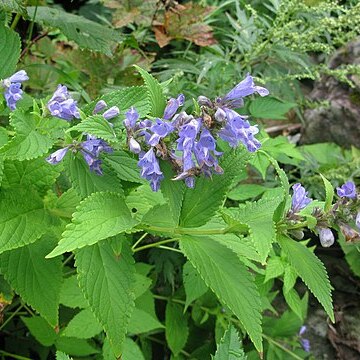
xmin=93 ymin=100 xmax=107 ymax=114
xmin=129 ymin=137 xmax=141 ymax=154
xmin=318 ymin=228 xmax=335 ymax=247
xmin=103 ymin=106 xmax=119 ymax=120
xmin=197 ymin=96 xmax=212 ymax=107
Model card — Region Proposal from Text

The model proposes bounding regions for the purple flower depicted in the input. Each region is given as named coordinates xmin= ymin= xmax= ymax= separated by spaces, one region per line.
xmin=129 ymin=137 xmax=141 ymax=154
xmin=47 ymin=84 xmax=80 ymax=121
xmin=356 ymin=212 xmax=360 ymax=231
xmin=1 ymin=70 xmax=29 ymax=110
xmin=218 ymin=74 xmax=269 ymax=109
xmin=138 ymin=148 xmax=164 ymax=191
xmin=291 ymin=183 xmax=312 ymax=213
xmin=124 ymin=107 xmax=139 ymax=130
xmin=148 ymin=118 xmax=174 ymax=146
xmin=197 ymin=96 xmax=212 ymax=107
xmin=318 ymin=228 xmax=335 ymax=247
xmin=93 ymin=100 xmax=107 ymax=114
xmin=46 ymin=147 xmax=69 ymax=165
xmin=103 ymin=106 xmax=119 ymax=121
xmin=336 ymin=181 xmax=356 ymax=199
xmin=163 ymin=94 xmax=185 ymax=120
xmin=298 ymin=326 xmax=310 ymax=352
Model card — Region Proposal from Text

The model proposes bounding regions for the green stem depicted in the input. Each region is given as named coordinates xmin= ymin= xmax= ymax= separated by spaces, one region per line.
xmin=158 ymin=245 xmax=183 ymax=253
xmin=131 ymin=232 xmax=149 ymax=250
xmin=63 ymin=253 xmax=75 ymax=267
xmin=10 ymin=14 xmax=22 ymax=30
xmin=22 ymin=303 xmax=35 ymax=316
xmin=143 ymin=225 xmax=228 ymax=236
xmin=0 ymin=304 xmax=24 ymax=331
xmin=262 ymin=334 xmax=303 ymax=360
xmin=26 ymin=1 xmax=38 ymax=51
xmin=0 ymin=351 xmax=31 ymax=360
xmin=133 ymin=238 xmax=177 ymax=253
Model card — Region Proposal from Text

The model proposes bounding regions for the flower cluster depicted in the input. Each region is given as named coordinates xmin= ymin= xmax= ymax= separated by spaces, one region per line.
xmin=0 ymin=70 xmax=29 ymax=110
xmin=47 ymin=85 xmax=81 ymax=121
xmin=124 ymin=74 xmax=269 ymax=191
xmin=93 ymin=99 xmax=120 ymax=123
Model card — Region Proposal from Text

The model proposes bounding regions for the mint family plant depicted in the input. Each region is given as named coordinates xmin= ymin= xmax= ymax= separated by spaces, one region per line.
xmin=0 ymin=13 xmax=359 ymax=360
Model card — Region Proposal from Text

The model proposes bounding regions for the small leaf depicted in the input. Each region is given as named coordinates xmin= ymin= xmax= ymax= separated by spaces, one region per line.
xmin=264 ymin=257 xmax=285 ymax=283
xmin=123 ymin=338 xmax=145 ymax=360
xmin=0 ymin=23 xmax=21 ymax=78
xmin=127 ymin=308 xmax=164 ymax=334
xmin=165 ymin=302 xmax=189 ymax=355
xmin=320 ymin=174 xmax=334 ymax=212
xmin=47 ymin=192 xmax=136 ymax=258
xmin=56 ymin=351 xmax=73 ymax=360
xmin=227 ymin=184 xmax=266 ymax=201
xmin=55 ymin=337 xmax=99 ymax=356
xmin=22 ymin=316 xmax=58 ymax=346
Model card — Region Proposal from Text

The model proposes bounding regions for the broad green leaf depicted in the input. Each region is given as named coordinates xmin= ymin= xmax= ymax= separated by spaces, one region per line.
xmin=47 ymin=192 xmax=136 ymax=258
xmin=56 ymin=351 xmax=73 ymax=360
xmin=65 ymin=155 xmax=123 ymax=198
xmin=127 ymin=308 xmax=164 ymax=334
xmin=123 ymin=338 xmax=145 ymax=360
xmin=180 ymin=235 xmax=263 ymax=352
xmin=133 ymin=273 xmax=152 ymax=299
xmin=62 ymin=308 xmax=103 ymax=339
xmin=21 ymin=316 xmax=58 ymax=346
xmin=222 ymin=197 xmax=282 ymax=263
xmin=69 ymin=115 xmax=117 ymax=143
xmin=227 ymin=184 xmax=266 ymax=201
xmin=27 ymin=7 xmax=118 ymax=55
xmin=264 ymin=257 xmax=285 ymax=283
xmin=278 ymin=235 xmax=334 ymax=321
xmin=183 ymin=261 xmax=208 ymax=310
xmin=105 ymin=151 xmax=144 ymax=183
xmin=55 ymin=337 xmax=99 ymax=356
xmin=180 ymin=148 xmax=249 ymax=228
xmin=134 ymin=65 xmax=166 ymax=117
xmin=165 ymin=302 xmax=189 ymax=355
xmin=50 ymin=188 xmax=81 ymax=219
xmin=249 ymin=96 xmax=296 ymax=120
xmin=0 ymin=23 xmax=21 ymax=78
xmin=75 ymin=239 xmax=136 ymax=356
xmin=212 ymin=324 xmax=247 ymax=360
xmin=2 ymin=157 xmax=61 ymax=193
xmin=320 ymin=174 xmax=334 ymax=212
xmin=59 ymin=275 xmax=88 ymax=309
xmin=0 ymin=110 xmax=68 ymax=161
xmin=141 ymin=204 xmax=176 ymax=232
xmin=0 ymin=187 xmax=51 ymax=254
xmin=85 ymin=86 xmax=150 ymax=117
xmin=0 ymin=235 xmax=62 ymax=326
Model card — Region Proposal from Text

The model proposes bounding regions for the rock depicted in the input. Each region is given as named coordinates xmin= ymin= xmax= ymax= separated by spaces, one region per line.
xmin=301 ymin=37 xmax=360 ymax=147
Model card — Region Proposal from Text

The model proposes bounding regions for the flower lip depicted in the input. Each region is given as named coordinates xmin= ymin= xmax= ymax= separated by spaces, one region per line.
xmin=291 ymin=183 xmax=312 ymax=213
xmin=336 ymin=181 xmax=357 ymax=199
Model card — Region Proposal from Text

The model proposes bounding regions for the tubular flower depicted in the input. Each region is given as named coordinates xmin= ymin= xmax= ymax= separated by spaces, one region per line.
xmin=291 ymin=183 xmax=312 ymax=213
xmin=138 ymin=148 xmax=164 ymax=192
xmin=336 ymin=181 xmax=357 ymax=199
xmin=1 ymin=70 xmax=29 ymax=110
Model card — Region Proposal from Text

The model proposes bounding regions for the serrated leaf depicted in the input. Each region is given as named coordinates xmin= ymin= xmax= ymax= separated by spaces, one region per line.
xmin=180 ymin=148 xmax=249 ymax=228
xmin=75 ymin=239 xmax=136 ymax=356
xmin=123 ymin=338 xmax=145 ymax=360
xmin=51 ymin=188 xmax=81 ymax=219
xmin=249 ymin=96 xmax=296 ymax=120
xmin=27 ymin=6 xmax=118 ymax=55
xmin=0 ymin=110 xmax=68 ymax=161
xmin=134 ymin=65 xmax=166 ymax=117
xmin=59 ymin=275 xmax=88 ymax=309
xmin=283 ymin=264 xmax=297 ymax=293
xmin=0 ymin=235 xmax=62 ymax=326
xmin=56 ymin=351 xmax=73 ymax=360
xmin=264 ymin=257 xmax=285 ymax=283
xmin=212 ymin=324 xmax=247 ymax=360
xmin=55 ymin=337 xmax=99 ymax=356
xmin=278 ymin=235 xmax=334 ymax=321
xmin=47 ymin=192 xmax=137 ymax=258
xmin=104 ymin=151 xmax=144 ymax=183
xmin=0 ymin=23 xmax=21 ymax=78
xmin=179 ymin=235 xmax=263 ymax=352
xmin=222 ymin=197 xmax=282 ymax=263
xmin=227 ymin=184 xmax=266 ymax=201
xmin=320 ymin=174 xmax=334 ymax=212
xmin=0 ymin=187 xmax=52 ymax=254
xmin=62 ymin=308 xmax=103 ymax=339
xmin=283 ymin=288 xmax=305 ymax=321
xmin=183 ymin=261 xmax=208 ymax=310
xmin=21 ymin=316 xmax=58 ymax=346
xmin=165 ymin=302 xmax=189 ymax=355
xmin=128 ymin=307 xmax=164 ymax=334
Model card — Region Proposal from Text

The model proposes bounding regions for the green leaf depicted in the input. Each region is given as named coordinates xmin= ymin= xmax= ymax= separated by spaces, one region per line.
xmin=133 ymin=273 xmax=152 ymax=299
xmin=0 ymin=0 xmax=26 ymax=14
xmin=127 ymin=308 xmax=164 ymax=334
xmin=21 ymin=316 xmax=58 ymax=346
xmin=283 ymin=288 xmax=306 ymax=321
xmin=50 ymin=188 xmax=81 ymax=219
xmin=62 ymin=308 xmax=103 ymax=339
xmin=59 ymin=275 xmax=88 ymax=309
xmin=0 ymin=23 xmax=21 ymax=78
xmin=179 ymin=235 xmax=263 ymax=352
xmin=227 ymin=184 xmax=266 ymax=201
xmin=212 ymin=324 xmax=247 ymax=360
xmin=134 ymin=65 xmax=166 ymax=117
xmin=249 ymin=97 xmax=296 ymax=120
xmin=320 ymin=174 xmax=334 ymax=212
xmin=183 ymin=261 xmax=208 ymax=310
xmin=278 ymin=235 xmax=334 ymax=321
xmin=165 ymin=302 xmax=189 ymax=356
xmin=55 ymin=337 xmax=99 ymax=356
xmin=264 ymin=257 xmax=285 ymax=283
xmin=283 ymin=264 xmax=297 ymax=293
xmin=105 ymin=151 xmax=144 ymax=183
xmin=69 ymin=115 xmax=117 ymax=143
xmin=222 ymin=197 xmax=282 ymax=263
xmin=0 ymin=187 xmax=51 ymax=254
xmin=75 ymin=239 xmax=136 ymax=356
xmin=0 ymin=110 xmax=68 ymax=161
xmin=180 ymin=148 xmax=249 ymax=228
xmin=65 ymin=155 xmax=123 ymax=198
xmin=47 ymin=192 xmax=137 ymax=258
xmin=56 ymin=351 xmax=73 ymax=360
xmin=123 ymin=338 xmax=145 ymax=360
xmin=0 ymin=235 xmax=62 ymax=326
xmin=27 ymin=6 xmax=118 ymax=55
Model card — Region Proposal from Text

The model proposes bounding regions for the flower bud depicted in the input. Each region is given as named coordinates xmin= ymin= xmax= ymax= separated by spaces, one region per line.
xmin=103 ymin=106 xmax=119 ymax=120
xmin=93 ymin=100 xmax=107 ymax=114
xmin=214 ymin=107 xmax=227 ymax=122
xmin=318 ymin=228 xmax=335 ymax=247
xmin=129 ymin=137 xmax=141 ymax=154
xmin=197 ymin=95 xmax=212 ymax=107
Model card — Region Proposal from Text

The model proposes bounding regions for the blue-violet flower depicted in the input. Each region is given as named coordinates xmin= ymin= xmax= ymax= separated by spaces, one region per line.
xmin=291 ymin=183 xmax=312 ymax=213
xmin=1 ymin=70 xmax=29 ymax=110
xmin=336 ymin=181 xmax=356 ymax=199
